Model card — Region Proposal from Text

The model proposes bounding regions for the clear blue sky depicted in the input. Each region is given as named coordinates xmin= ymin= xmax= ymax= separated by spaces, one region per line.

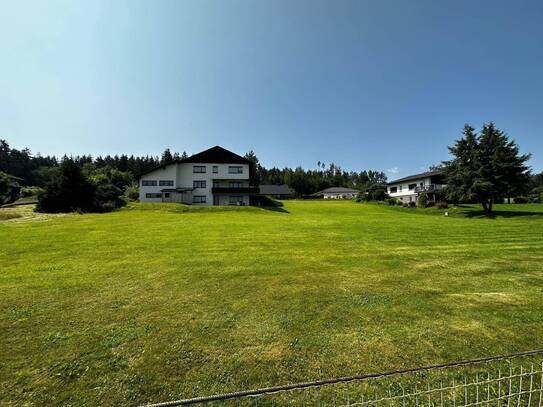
xmin=1 ymin=0 xmax=542 ymax=178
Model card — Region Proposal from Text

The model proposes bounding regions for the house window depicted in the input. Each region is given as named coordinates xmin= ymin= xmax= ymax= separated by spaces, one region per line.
xmin=389 ymin=186 xmax=397 ymax=193
xmin=159 ymin=180 xmax=174 ymax=186
xmin=193 ymin=166 xmax=206 ymax=173
xmin=408 ymin=183 xmax=417 ymax=190
xmin=193 ymin=180 xmax=206 ymax=189
xmin=229 ymin=196 xmax=243 ymax=205
xmin=399 ymin=185 xmax=403 ymax=192
xmin=193 ymin=195 xmax=206 ymax=204
xmin=164 ymin=193 xmax=170 ymax=198
xmin=145 ymin=193 xmax=162 ymax=198
xmin=228 ymin=166 xmax=243 ymax=174
xmin=229 ymin=182 xmax=242 ymax=188
xmin=142 ymin=180 xmax=157 ymax=186
xmin=212 ymin=166 xmax=218 ymax=174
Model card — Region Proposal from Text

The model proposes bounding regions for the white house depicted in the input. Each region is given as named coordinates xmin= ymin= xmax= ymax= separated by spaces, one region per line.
xmin=387 ymin=170 xmax=445 ymax=203
xmin=139 ymin=146 xmax=258 ymax=206
xmin=318 ymin=187 xmax=359 ymax=199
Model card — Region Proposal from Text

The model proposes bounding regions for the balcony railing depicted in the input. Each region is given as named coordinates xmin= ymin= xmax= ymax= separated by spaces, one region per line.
xmin=414 ymin=184 xmax=444 ymax=193
xmin=212 ymin=186 xmax=260 ymax=194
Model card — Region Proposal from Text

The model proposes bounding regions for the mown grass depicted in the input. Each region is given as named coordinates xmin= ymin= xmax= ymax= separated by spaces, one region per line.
xmin=1 ymin=201 xmax=543 ymax=406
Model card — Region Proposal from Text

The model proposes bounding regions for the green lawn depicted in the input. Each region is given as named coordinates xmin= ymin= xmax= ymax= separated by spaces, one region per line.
xmin=1 ymin=201 xmax=543 ymax=406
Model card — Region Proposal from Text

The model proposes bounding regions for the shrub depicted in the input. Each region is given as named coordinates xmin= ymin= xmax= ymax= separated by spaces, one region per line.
xmin=0 ymin=172 xmax=21 ymax=205
xmin=514 ymin=196 xmax=529 ymax=204
xmin=20 ymin=186 xmax=43 ymax=198
xmin=426 ymin=201 xmax=435 ymax=207
xmin=417 ymin=192 xmax=428 ymax=208
xmin=402 ymin=202 xmax=409 ymax=207
xmin=37 ymin=160 xmax=96 ymax=213
xmin=93 ymin=182 xmax=126 ymax=212
xmin=436 ymin=201 xmax=449 ymax=209
xmin=386 ymin=197 xmax=398 ymax=206
xmin=408 ymin=201 xmax=416 ymax=208
xmin=124 ymin=184 xmax=140 ymax=201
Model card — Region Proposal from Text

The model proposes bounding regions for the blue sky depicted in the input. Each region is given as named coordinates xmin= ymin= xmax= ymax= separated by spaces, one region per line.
xmin=1 ymin=0 xmax=542 ymax=178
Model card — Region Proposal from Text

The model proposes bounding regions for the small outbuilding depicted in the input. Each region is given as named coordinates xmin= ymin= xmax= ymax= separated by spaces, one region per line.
xmin=259 ymin=184 xmax=295 ymax=199
xmin=317 ymin=187 xmax=359 ymax=199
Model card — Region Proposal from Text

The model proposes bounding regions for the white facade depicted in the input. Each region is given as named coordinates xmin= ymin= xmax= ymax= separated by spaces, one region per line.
xmin=387 ymin=171 xmax=445 ymax=203
xmin=139 ymin=162 xmax=251 ymax=206
xmin=323 ymin=192 xmax=357 ymax=199
xmin=388 ymin=176 xmax=433 ymax=203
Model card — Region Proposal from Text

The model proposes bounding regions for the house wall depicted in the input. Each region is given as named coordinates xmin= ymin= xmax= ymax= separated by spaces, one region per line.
xmin=323 ymin=192 xmax=357 ymax=199
xmin=215 ymin=195 xmax=250 ymax=206
xmin=387 ymin=176 xmax=432 ymax=203
xmin=140 ymin=162 xmax=250 ymax=205
xmin=139 ymin=165 xmax=178 ymax=202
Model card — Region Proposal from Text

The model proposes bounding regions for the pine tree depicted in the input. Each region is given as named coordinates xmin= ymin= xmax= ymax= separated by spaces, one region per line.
xmin=443 ymin=123 xmax=531 ymax=213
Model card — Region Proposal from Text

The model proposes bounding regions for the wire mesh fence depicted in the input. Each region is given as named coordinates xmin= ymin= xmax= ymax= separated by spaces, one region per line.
xmin=144 ymin=349 xmax=543 ymax=407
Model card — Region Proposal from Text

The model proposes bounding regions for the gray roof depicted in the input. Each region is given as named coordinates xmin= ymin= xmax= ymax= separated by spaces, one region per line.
xmin=388 ymin=170 xmax=442 ymax=185
xmin=320 ymin=187 xmax=359 ymax=194
xmin=259 ymin=184 xmax=294 ymax=195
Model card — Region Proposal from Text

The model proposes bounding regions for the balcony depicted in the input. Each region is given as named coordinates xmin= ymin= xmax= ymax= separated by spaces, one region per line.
xmin=212 ymin=186 xmax=260 ymax=194
xmin=414 ymin=184 xmax=445 ymax=193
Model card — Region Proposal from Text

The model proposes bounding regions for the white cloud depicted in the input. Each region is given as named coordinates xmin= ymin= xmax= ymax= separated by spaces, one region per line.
xmin=386 ymin=167 xmax=399 ymax=174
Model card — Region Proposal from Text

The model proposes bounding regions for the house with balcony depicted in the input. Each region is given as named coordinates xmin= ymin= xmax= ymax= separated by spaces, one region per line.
xmin=138 ymin=146 xmax=259 ymax=205
xmin=387 ymin=170 xmax=445 ymax=204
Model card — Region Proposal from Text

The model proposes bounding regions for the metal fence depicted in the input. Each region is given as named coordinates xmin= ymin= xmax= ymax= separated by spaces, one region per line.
xmin=144 ymin=349 xmax=543 ymax=407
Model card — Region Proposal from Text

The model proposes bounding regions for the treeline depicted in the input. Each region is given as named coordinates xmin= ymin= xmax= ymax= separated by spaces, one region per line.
xmin=246 ymin=151 xmax=388 ymax=196
xmin=0 ymin=139 xmax=187 ymax=187
xmin=1 ymin=139 xmax=387 ymax=196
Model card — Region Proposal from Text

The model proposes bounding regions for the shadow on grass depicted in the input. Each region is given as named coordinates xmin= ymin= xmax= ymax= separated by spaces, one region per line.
xmin=259 ymin=205 xmax=289 ymax=213
xmin=463 ymin=210 xmax=543 ymax=219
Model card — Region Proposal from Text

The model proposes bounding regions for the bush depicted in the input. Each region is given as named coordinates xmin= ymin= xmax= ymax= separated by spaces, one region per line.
xmin=386 ymin=197 xmax=398 ymax=206
xmin=20 ymin=186 xmax=43 ymax=198
xmin=436 ymin=201 xmax=449 ymax=209
xmin=0 ymin=172 xmax=21 ymax=205
xmin=426 ymin=201 xmax=435 ymax=207
xmin=402 ymin=202 xmax=409 ymax=207
xmin=93 ymin=182 xmax=126 ymax=212
xmin=514 ymin=196 xmax=529 ymax=204
xmin=417 ymin=192 xmax=428 ymax=208
xmin=37 ymin=160 xmax=95 ymax=213
xmin=124 ymin=184 xmax=140 ymax=201
xmin=408 ymin=201 xmax=416 ymax=208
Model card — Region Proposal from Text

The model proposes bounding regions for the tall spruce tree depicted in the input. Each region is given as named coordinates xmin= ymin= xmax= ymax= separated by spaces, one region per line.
xmin=443 ymin=123 xmax=530 ymax=213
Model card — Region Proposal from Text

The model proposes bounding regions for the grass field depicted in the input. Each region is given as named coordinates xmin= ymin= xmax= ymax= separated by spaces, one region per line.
xmin=1 ymin=201 xmax=543 ymax=406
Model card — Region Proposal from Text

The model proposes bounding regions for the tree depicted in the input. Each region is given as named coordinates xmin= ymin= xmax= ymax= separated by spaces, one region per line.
xmin=244 ymin=150 xmax=262 ymax=185
xmin=36 ymin=159 xmax=95 ymax=213
xmin=417 ymin=192 xmax=428 ymax=208
xmin=161 ymin=148 xmax=174 ymax=165
xmin=0 ymin=172 xmax=21 ymax=205
xmin=443 ymin=123 xmax=531 ymax=213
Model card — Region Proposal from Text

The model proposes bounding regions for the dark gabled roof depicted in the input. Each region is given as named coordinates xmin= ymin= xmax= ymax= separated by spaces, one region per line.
xmin=259 ymin=184 xmax=294 ymax=195
xmin=181 ymin=146 xmax=250 ymax=164
xmin=320 ymin=187 xmax=359 ymax=193
xmin=139 ymin=146 xmax=250 ymax=178
xmin=388 ymin=170 xmax=442 ymax=185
